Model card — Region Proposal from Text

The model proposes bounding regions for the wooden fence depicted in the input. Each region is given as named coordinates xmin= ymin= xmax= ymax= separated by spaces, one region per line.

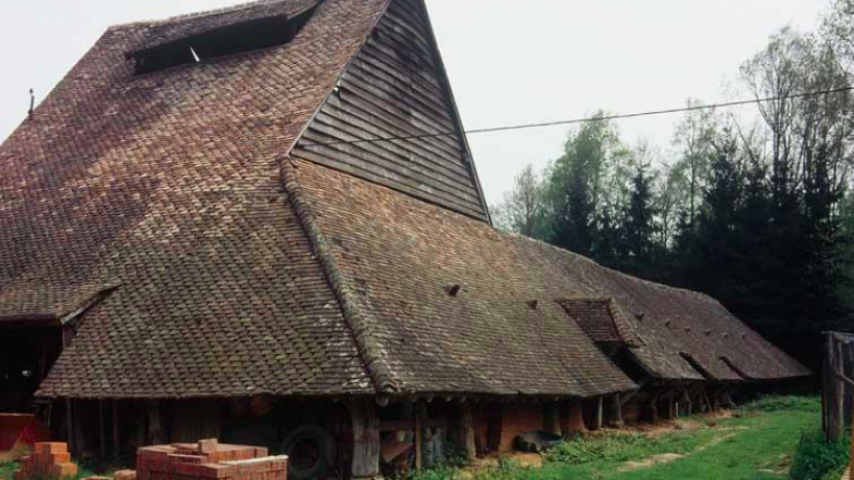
xmin=823 ymin=331 xmax=854 ymax=443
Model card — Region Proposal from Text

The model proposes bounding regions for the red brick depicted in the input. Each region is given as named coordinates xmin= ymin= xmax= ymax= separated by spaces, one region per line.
xmin=37 ymin=442 xmax=69 ymax=455
xmin=114 ymin=469 xmax=138 ymax=480
xmin=198 ymin=439 xmax=218 ymax=454
xmin=52 ymin=462 xmax=79 ymax=479
xmin=51 ymin=452 xmax=72 ymax=464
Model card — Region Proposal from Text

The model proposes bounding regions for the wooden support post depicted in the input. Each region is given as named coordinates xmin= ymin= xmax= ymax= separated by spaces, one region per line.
xmin=415 ymin=401 xmax=426 ymax=470
xmin=544 ymin=403 xmax=561 ymax=435
xmin=605 ymin=395 xmax=623 ymax=428
xmin=99 ymin=400 xmax=106 ymax=458
xmin=650 ymin=395 xmax=658 ymax=425
xmin=835 ymin=339 xmax=846 ymax=440
xmin=349 ymin=399 xmax=381 ymax=479
xmin=147 ymin=401 xmax=163 ymax=446
xmin=594 ymin=397 xmax=604 ymax=430
xmin=486 ymin=403 xmax=503 ymax=453
xmin=66 ymin=399 xmax=74 ymax=455
xmin=461 ymin=403 xmax=477 ymax=460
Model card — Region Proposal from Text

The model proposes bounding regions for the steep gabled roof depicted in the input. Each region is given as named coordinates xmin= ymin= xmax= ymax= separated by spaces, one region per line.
xmin=2 ymin=0 xmax=390 ymax=399
xmin=287 ymin=159 xmax=810 ymax=388
xmin=284 ymin=160 xmax=636 ymax=397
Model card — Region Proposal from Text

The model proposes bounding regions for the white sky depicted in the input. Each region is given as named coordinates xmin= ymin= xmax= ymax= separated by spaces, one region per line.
xmin=0 ymin=1 xmax=827 ymax=205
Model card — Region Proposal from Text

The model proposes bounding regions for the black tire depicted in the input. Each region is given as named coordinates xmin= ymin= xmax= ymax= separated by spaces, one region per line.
xmin=280 ymin=425 xmax=336 ymax=480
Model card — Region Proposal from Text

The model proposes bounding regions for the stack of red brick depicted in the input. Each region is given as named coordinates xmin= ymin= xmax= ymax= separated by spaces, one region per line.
xmin=136 ymin=440 xmax=287 ymax=480
xmin=13 ymin=442 xmax=78 ymax=479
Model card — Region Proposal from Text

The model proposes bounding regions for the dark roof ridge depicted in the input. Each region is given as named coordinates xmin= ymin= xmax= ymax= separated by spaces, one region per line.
xmin=281 ymin=158 xmax=401 ymax=396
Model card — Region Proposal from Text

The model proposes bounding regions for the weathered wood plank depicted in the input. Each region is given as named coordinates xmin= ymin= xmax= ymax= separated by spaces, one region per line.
xmin=337 ymin=74 xmax=463 ymax=155
xmin=308 ymin=111 xmax=476 ymax=199
xmin=349 ymin=400 xmax=381 ymax=479
xmin=300 ymin=124 xmax=484 ymax=206
xmin=294 ymin=0 xmax=487 ymax=221
xmin=329 ymin=92 xmax=466 ymax=164
xmin=292 ymin=149 xmax=489 ymax=221
xmin=347 ymin=55 xmax=457 ymax=130
xmin=316 ymin=98 xmax=468 ymax=179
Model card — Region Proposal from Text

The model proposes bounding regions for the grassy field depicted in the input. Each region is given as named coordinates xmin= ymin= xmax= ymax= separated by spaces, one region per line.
xmin=409 ymin=397 xmax=826 ymax=480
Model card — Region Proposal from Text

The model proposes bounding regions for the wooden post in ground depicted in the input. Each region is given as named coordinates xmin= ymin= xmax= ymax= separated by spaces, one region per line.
xmin=349 ymin=399 xmax=381 ymax=479
xmin=147 ymin=401 xmax=163 ymax=446
xmin=544 ymin=402 xmax=562 ymax=435
xmin=486 ymin=403 xmax=503 ymax=453
xmin=461 ymin=403 xmax=477 ymax=460
xmin=605 ymin=394 xmax=623 ymax=428
xmin=415 ymin=401 xmax=426 ymax=470
xmin=66 ymin=399 xmax=75 ymax=454
xmin=594 ymin=397 xmax=604 ymax=430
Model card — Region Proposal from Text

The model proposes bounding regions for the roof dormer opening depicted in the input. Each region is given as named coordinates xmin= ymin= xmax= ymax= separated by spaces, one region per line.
xmin=127 ymin=5 xmax=319 ymax=76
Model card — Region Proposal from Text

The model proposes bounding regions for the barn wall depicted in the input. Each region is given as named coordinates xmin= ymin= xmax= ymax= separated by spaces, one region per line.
xmin=292 ymin=0 xmax=489 ymax=222
xmin=497 ymin=404 xmax=544 ymax=453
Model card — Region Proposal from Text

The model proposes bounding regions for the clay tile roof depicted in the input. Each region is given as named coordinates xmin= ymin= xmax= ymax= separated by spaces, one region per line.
xmin=557 ymin=298 xmax=642 ymax=347
xmin=1 ymin=0 xmax=388 ymax=399
xmin=288 ymin=159 xmax=810 ymax=388
xmin=287 ymin=159 xmax=639 ymax=397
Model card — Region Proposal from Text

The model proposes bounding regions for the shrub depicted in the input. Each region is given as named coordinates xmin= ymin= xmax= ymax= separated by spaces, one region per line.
xmin=789 ymin=427 xmax=850 ymax=480
xmin=544 ymin=432 xmax=699 ymax=465
xmin=743 ymin=396 xmax=820 ymax=414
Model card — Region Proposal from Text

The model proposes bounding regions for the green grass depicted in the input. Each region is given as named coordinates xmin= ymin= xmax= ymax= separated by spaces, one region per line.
xmin=0 ymin=459 xmax=103 ymax=480
xmin=403 ymin=396 xmax=825 ymax=480
xmin=0 ymin=461 xmax=16 ymax=480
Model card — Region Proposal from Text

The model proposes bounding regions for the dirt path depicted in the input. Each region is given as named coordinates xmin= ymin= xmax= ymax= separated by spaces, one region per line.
xmin=618 ymin=431 xmax=740 ymax=472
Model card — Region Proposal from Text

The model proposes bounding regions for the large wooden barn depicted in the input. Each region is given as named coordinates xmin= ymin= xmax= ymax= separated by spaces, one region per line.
xmin=0 ymin=0 xmax=809 ymax=478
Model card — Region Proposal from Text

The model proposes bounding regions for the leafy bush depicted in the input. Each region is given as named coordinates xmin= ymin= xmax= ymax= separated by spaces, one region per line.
xmin=544 ymin=432 xmax=700 ymax=465
xmin=789 ymin=427 xmax=850 ymax=480
xmin=743 ymin=396 xmax=821 ymax=414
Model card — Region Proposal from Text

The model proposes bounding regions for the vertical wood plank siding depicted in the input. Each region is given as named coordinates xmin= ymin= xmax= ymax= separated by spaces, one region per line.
xmin=292 ymin=0 xmax=489 ymax=222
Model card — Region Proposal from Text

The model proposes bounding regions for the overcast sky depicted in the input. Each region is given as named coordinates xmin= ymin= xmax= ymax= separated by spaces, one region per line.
xmin=0 ymin=1 xmax=828 ymax=204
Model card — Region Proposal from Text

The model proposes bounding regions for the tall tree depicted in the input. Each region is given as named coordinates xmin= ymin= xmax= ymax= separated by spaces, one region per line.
xmin=672 ymin=102 xmax=718 ymax=229
xmin=620 ymin=159 xmax=658 ymax=278
xmin=547 ymin=114 xmax=625 ymax=256
xmin=492 ymin=164 xmax=549 ymax=239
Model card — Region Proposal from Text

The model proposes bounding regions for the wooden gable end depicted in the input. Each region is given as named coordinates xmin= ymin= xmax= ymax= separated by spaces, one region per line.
xmin=291 ymin=0 xmax=490 ymax=222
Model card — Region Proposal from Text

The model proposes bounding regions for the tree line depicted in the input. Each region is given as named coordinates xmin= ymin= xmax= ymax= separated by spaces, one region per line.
xmin=492 ymin=0 xmax=854 ymax=366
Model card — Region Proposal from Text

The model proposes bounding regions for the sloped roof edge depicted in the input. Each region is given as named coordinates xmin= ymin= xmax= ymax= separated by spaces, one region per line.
xmin=281 ymin=158 xmax=399 ymax=395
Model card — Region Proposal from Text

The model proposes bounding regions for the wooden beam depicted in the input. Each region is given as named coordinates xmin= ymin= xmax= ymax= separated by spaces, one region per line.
xmin=349 ymin=399 xmax=381 ymax=479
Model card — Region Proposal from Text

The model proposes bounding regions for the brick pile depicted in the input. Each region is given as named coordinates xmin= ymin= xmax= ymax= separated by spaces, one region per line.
xmin=136 ymin=440 xmax=287 ymax=480
xmin=13 ymin=442 xmax=78 ymax=479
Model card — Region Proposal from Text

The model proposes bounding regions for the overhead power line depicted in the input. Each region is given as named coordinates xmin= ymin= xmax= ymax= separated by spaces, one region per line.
xmin=302 ymin=86 xmax=854 ymax=149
